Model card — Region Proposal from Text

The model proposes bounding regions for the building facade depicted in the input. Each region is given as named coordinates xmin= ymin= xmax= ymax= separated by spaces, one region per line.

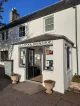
xmin=0 ymin=0 xmax=80 ymax=93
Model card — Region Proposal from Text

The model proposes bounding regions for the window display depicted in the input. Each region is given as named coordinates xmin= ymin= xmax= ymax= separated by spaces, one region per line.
xmin=44 ymin=46 xmax=53 ymax=71
xmin=20 ymin=48 xmax=26 ymax=67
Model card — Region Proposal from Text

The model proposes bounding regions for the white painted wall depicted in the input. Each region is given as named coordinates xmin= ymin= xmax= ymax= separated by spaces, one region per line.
xmin=11 ymin=45 xmax=26 ymax=81
xmin=54 ymin=7 xmax=77 ymax=75
xmin=43 ymin=39 xmax=64 ymax=93
xmin=0 ymin=3 xmax=80 ymax=93
xmin=24 ymin=7 xmax=78 ymax=75
xmin=63 ymin=40 xmax=73 ymax=90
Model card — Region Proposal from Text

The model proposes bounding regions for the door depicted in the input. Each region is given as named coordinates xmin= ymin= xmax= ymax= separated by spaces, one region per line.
xmin=27 ymin=49 xmax=34 ymax=79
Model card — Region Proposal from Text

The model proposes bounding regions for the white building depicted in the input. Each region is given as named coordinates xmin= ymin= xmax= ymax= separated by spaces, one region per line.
xmin=0 ymin=0 xmax=80 ymax=93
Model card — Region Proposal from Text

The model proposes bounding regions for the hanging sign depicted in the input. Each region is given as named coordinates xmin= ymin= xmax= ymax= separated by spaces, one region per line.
xmin=20 ymin=40 xmax=53 ymax=47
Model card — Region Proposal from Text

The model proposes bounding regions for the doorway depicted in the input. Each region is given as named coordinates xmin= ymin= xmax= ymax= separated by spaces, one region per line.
xmin=26 ymin=47 xmax=43 ymax=83
xmin=27 ymin=49 xmax=34 ymax=79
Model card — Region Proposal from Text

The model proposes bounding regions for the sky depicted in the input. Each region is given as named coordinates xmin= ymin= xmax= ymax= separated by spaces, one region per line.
xmin=1 ymin=0 xmax=60 ymax=24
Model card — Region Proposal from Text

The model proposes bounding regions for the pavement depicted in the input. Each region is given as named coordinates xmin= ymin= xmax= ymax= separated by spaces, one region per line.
xmin=0 ymin=67 xmax=80 ymax=106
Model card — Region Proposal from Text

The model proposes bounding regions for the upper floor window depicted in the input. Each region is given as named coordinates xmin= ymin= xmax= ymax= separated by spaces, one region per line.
xmin=2 ymin=32 xmax=5 ymax=40
xmin=2 ymin=30 xmax=8 ymax=41
xmin=19 ymin=25 xmax=25 ymax=37
xmin=5 ymin=30 xmax=8 ymax=40
xmin=44 ymin=16 xmax=54 ymax=32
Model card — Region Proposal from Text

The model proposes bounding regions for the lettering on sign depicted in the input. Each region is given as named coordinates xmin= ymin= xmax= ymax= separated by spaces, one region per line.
xmin=20 ymin=40 xmax=53 ymax=47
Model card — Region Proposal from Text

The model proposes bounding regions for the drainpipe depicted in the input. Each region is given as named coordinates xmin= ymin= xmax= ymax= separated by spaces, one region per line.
xmin=73 ymin=6 xmax=79 ymax=75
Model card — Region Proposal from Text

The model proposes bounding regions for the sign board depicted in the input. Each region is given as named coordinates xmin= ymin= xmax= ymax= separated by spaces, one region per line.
xmin=19 ymin=40 xmax=53 ymax=47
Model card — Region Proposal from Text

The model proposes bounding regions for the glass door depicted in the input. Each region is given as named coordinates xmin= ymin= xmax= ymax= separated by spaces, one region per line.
xmin=27 ymin=49 xmax=34 ymax=79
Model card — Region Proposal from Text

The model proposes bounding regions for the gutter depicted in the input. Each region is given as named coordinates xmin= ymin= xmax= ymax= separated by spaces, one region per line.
xmin=73 ymin=6 xmax=79 ymax=75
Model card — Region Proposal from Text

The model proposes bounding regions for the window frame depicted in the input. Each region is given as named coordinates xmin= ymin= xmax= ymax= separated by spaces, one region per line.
xmin=43 ymin=45 xmax=53 ymax=71
xmin=19 ymin=25 xmax=25 ymax=37
xmin=0 ymin=51 xmax=8 ymax=62
xmin=44 ymin=15 xmax=54 ymax=32
xmin=1 ymin=30 xmax=8 ymax=41
xmin=67 ymin=46 xmax=72 ymax=70
xmin=19 ymin=47 xmax=26 ymax=67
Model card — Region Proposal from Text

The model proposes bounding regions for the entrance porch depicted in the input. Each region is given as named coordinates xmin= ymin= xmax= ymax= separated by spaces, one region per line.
xmin=12 ymin=34 xmax=74 ymax=93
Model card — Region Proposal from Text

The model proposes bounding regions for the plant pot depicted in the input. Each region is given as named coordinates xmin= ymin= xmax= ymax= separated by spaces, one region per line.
xmin=11 ymin=75 xmax=18 ymax=84
xmin=70 ymin=81 xmax=80 ymax=90
xmin=44 ymin=80 xmax=55 ymax=94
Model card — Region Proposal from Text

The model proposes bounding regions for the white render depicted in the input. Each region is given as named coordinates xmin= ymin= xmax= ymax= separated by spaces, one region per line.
xmin=0 ymin=2 xmax=80 ymax=93
xmin=10 ymin=39 xmax=73 ymax=93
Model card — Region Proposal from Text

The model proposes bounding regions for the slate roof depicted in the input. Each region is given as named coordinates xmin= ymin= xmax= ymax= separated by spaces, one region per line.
xmin=0 ymin=0 xmax=80 ymax=31
xmin=12 ymin=33 xmax=74 ymax=45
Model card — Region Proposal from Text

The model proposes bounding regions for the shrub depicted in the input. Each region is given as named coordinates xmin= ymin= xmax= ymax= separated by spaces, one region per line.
xmin=11 ymin=72 xmax=17 ymax=76
xmin=44 ymin=80 xmax=54 ymax=83
xmin=72 ymin=73 xmax=80 ymax=83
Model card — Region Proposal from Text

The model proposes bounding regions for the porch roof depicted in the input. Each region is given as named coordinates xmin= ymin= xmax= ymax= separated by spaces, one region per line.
xmin=12 ymin=34 xmax=74 ymax=45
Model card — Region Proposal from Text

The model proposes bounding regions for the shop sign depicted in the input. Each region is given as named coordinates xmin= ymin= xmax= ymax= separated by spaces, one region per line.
xmin=20 ymin=40 xmax=53 ymax=47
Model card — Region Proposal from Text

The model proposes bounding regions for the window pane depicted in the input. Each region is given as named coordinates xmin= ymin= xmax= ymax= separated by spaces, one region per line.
xmin=23 ymin=26 xmax=25 ymax=31
xmin=19 ymin=27 xmax=23 ymax=31
xmin=23 ymin=31 xmax=25 ymax=36
xmin=1 ymin=51 xmax=8 ymax=61
xmin=19 ymin=26 xmax=25 ymax=37
xmin=49 ymin=17 xmax=53 ymax=24
xmin=45 ymin=17 xmax=53 ymax=26
xmin=6 ymin=31 xmax=8 ymax=40
xmin=45 ymin=18 xmax=49 ymax=25
xmin=45 ymin=24 xmax=53 ymax=32
xmin=20 ymin=48 xmax=26 ymax=66
xmin=2 ymin=32 xmax=5 ymax=40
xmin=67 ymin=47 xmax=70 ymax=69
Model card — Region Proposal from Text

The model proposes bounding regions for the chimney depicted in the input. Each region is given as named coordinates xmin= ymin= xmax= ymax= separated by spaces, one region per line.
xmin=10 ymin=8 xmax=20 ymax=22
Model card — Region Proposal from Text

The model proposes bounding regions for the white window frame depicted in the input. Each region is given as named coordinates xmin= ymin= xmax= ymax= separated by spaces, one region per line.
xmin=19 ymin=48 xmax=26 ymax=67
xmin=44 ymin=15 xmax=54 ymax=32
xmin=19 ymin=24 xmax=25 ymax=37
xmin=1 ymin=30 xmax=8 ymax=41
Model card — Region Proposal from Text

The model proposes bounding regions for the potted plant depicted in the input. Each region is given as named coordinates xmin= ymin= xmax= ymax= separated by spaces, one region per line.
xmin=70 ymin=73 xmax=80 ymax=90
xmin=10 ymin=73 xmax=18 ymax=84
xmin=44 ymin=80 xmax=55 ymax=94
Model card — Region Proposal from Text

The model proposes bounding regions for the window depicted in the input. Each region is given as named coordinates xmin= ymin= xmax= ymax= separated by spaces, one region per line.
xmin=19 ymin=48 xmax=26 ymax=67
xmin=67 ymin=47 xmax=70 ymax=69
xmin=44 ymin=16 xmax=54 ymax=32
xmin=2 ymin=30 xmax=8 ymax=41
xmin=5 ymin=30 xmax=8 ymax=40
xmin=0 ymin=51 xmax=8 ymax=61
xmin=44 ymin=46 xmax=53 ymax=71
xmin=19 ymin=25 xmax=25 ymax=37
xmin=2 ymin=32 xmax=5 ymax=40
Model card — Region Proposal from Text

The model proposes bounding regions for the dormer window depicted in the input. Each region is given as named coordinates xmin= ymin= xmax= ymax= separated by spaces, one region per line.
xmin=2 ymin=30 xmax=8 ymax=41
xmin=19 ymin=25 xmax=25 ymax=37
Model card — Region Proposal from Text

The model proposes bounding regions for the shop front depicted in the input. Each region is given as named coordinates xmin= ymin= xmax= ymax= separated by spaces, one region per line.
xmin=19 ymin=40 xmax=53 ymax=83
xmin=12 ymin=34 xmax=74 ymax=93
